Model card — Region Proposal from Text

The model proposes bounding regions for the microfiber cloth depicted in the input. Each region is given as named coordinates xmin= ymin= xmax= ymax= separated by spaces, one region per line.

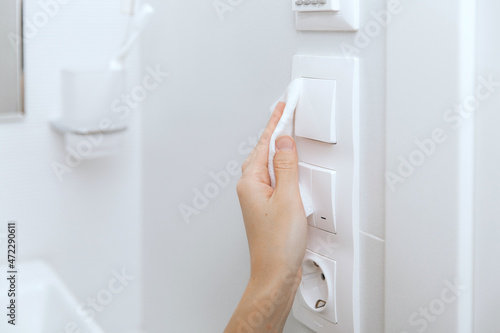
xmin=268 ymin=79 xmax=314 ymax=217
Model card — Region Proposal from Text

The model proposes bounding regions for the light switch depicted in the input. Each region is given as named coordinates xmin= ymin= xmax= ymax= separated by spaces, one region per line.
xmin=293 ymin=0 xmax=340 ymax=12
xmin=311 ymin=167 xmax=336 ymax=234
xmin=299 ymin=162 xmax=337 ymax=234
xmin=299 ymin=163 xmax=314 ymax=226
xmin=295 ymin=78 xmax=337 ymax=144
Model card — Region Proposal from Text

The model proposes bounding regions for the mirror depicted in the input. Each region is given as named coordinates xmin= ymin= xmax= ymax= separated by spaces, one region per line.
xmin=0 ymin=0 xmax=24 ymax=117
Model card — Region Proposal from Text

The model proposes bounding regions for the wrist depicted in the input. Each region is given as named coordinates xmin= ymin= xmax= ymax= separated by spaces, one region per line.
xmin=247 ymin=272 xmax=299 ymax=305
xmin=238 ymin=270 xmax=301 ymax=331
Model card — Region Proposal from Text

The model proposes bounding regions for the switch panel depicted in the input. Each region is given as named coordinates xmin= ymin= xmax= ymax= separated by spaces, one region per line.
xmin=295 ymin=78 xmax=337 ymax=144
xmin=292 ymin=55 xmax=359 ymax=333
xmin=299 ymin=162 xmax=336 ymax=233
xmin=293 ymin=0 xmax=340 ymax=12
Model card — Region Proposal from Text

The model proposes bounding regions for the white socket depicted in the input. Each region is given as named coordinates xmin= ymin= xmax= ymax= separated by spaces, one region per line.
xmin=297 ymin=250 xmax=337 ymax=324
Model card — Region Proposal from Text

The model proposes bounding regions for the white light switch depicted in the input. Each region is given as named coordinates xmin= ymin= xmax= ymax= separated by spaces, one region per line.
xmin=311 ymin=167 xmax=336 ymax=234
xmin=299 ymin=163 xmax=314 ymax=227
xmin=299 ymin=162 xmax=337 ymax=234
xmin=293 ymin=0 xmax=340 ymax=12
xmin=295 ymin=78 xmax=337 ymax=144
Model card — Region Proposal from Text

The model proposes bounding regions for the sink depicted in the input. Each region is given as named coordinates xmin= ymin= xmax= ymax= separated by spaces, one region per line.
xmin=0 ymin=261 xmax=105 ymax=333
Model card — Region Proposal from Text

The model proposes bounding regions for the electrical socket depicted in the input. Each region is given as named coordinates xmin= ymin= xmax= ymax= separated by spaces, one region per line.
xmin=296 ymin=250 xmax=337 ymax=325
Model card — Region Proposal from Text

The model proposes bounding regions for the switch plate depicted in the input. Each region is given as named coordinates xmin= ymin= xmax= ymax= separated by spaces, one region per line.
xmin=299 ymin=162 xmax=337 ymax=233
xmin=295 ymin=78 xmax=337 ymax=144
xmin=294 ymin=0 xmax=359 ymax=31
xmin=292 ymin=55 xmax=359 ymax=333
xmin=293 ymin=0 xmax=340 ymax=12
xmin=292 ymin=56 xmax=357 ymax=147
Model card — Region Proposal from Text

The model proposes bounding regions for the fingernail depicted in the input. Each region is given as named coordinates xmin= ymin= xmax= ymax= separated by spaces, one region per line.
xmin=276 ymin=136 xmax=294 ymax=151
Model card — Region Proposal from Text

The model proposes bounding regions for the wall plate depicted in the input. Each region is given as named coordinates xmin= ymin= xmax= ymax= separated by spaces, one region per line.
xmin=297 ymin=250 xmax=338 ymax=324
xmin=291 ymin=55 xmax=359 ymax=333
xmin=294 ymin=0 xmax=359 ymax=31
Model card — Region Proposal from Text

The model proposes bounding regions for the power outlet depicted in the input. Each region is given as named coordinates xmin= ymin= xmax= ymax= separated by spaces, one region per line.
xmin=297 ymin=250 xmax=337 ymax=324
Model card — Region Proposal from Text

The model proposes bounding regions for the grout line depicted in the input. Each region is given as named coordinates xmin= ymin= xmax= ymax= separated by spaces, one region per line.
xmin=359 ymin=230 xmax=385 ymax=243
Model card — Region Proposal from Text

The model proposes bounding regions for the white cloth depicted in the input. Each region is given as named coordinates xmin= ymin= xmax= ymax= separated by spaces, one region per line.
xmin=268 ymin=79 xmax=314 ymax=217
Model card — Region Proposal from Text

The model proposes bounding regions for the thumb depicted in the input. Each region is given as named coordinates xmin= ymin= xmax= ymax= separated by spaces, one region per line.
xmin=273 ymin=136 xmax=300 ymax=194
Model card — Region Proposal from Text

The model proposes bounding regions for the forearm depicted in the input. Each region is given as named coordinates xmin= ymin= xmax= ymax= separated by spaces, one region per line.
xmin=224 ymin=272 xmax=301 ymax=333
xmin=229 ymin=105 xmax=307 ymax=332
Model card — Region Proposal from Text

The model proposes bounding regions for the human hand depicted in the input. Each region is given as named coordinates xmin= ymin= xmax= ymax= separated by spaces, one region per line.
xmin=224 ymin=102 xmax=307 ymax=333
xmin=237 ymin=102 xmax=307 ymax=284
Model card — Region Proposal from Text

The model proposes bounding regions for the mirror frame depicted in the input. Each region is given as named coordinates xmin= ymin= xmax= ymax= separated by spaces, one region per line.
xmin=16 ymin=0 xmax=24 ymax=117
xmin=1 ymin=0 xmax=24 ymax=119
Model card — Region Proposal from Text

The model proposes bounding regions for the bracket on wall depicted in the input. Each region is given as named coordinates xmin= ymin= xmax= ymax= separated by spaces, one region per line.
xmin=293 ymin=0 xmax=359 ymax=31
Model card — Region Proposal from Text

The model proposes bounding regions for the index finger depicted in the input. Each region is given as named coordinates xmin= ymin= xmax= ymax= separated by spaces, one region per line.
xmin=252 ymin=102 xmax=286 ymax=165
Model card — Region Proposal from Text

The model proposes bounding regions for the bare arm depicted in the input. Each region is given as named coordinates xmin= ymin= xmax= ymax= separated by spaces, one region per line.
xmin=225 ymin=103 xmax=308 ymax=333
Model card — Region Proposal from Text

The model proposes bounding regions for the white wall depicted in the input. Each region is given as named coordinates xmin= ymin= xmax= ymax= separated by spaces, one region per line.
xmin=0 ymin=1 xmax=142 ymax=332
xmin=474 ymin=0 xmax=500 ymax=330
xmin=142 ymin=0 xmax=386 ymax=332
xmin=385 ymin=0 xmax=475 ymax=332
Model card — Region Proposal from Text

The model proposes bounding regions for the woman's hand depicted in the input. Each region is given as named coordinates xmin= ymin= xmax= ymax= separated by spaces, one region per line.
xmin=225 ymin=102 xmax=307 ymax=333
